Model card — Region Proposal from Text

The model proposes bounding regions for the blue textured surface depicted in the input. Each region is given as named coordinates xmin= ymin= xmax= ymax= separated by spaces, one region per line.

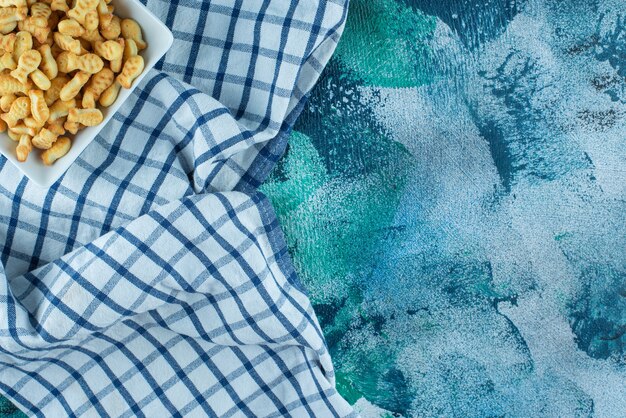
xmin=261 ymin=0 xmax=626 ymax=416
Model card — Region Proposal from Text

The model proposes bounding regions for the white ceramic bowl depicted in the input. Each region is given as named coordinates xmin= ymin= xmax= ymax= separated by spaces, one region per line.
xmin=0 ymin=0 xmax=173 ymax=188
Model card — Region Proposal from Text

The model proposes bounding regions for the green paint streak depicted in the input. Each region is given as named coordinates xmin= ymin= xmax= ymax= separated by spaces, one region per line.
xmin=260 ymin=132 xmax=328 ymax=215
xmin=554 ymin=232 xmax=572 ymax=241
xmin=335 ymin=372 xmax=363 ymax=405
xmin=0 ymin=396 xmax=25 ymax=418
xmin=335 ymin=333 xmax=413 ymax=414
xmin=263 ymin=131 xmax=412 ymax=305
xmin=335 ymin=0 xmax=436 ymax=88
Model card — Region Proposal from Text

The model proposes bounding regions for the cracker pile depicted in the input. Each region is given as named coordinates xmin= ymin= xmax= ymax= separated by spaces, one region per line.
xmin=0 ymin=0 xmax=146 ymax=165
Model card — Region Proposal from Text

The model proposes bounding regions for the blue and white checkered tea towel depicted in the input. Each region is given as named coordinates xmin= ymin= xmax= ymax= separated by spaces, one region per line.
xmin=0 ymin=0 xmax=355 ymax=416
